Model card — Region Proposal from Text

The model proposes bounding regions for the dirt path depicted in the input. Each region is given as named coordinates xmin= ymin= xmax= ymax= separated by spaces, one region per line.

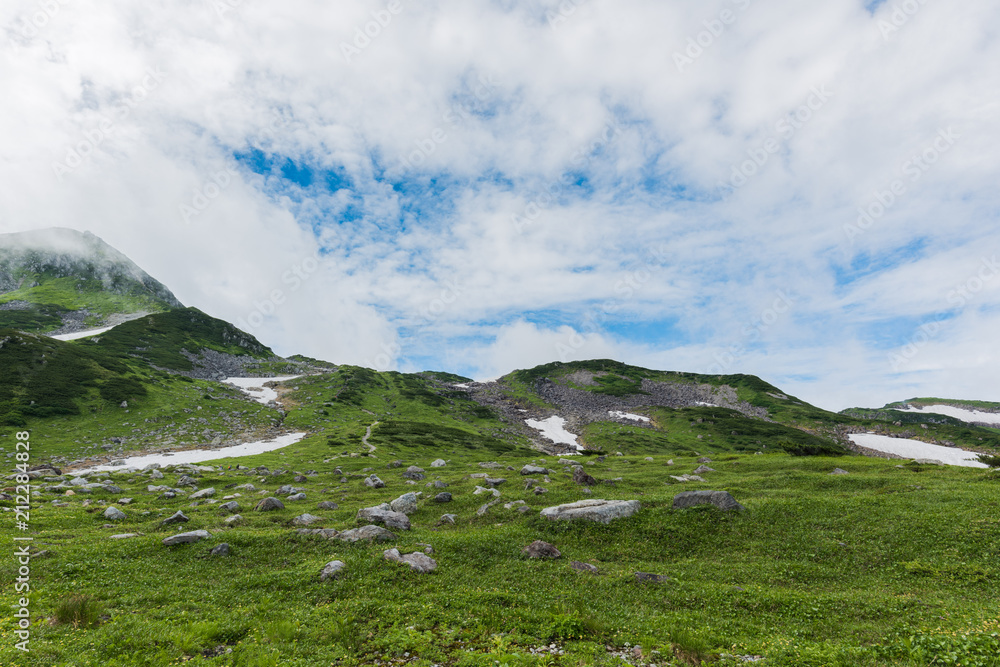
xmin=362 ymin=421 xmax=379 ymax=453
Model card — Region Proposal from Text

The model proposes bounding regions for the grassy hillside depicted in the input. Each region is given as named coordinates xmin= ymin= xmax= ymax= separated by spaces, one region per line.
xmin=0 ymin=228 xmax=182 ymax=333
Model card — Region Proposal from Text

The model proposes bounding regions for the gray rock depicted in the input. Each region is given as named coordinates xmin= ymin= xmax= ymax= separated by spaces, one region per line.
xmin=521 ymin=465 xmax=549 ymax=475
xmin=219 ymin=501 xmax=240 ymax=512
xmin=439 ymin=513 xmax=457 ymax=525
xmin=317 ymin=501 xmax=339 ymax=510
xmin=644 ymin=457 xmax=654 ymax=462
xmin=387 ymin=460 xmax=403 ymax=468
xmin=533 ymin=487 xmax=548 ymax=495
xmin=571 ymin=561 xmax=601 ymax=574
xmin=403 ymin=466 xmax=425 ymax=481
xmin=476 ymin=497 xmax=503 ymax=516
xmin=336 ymin=525 xmax=397 ymax=543
xmin=572 ymin=467 xmax=598 ymax=486
xmin=434 ymin=492 xmax=452 ymax=503
xmin=523 ymin=540 xmax=561 ymax=559
xmin=296 ymin=528 xmax=340 ymax=539
xmin=224 ymin=514 xmax=245 ymax=526
xmin=276 ymin=485 xmax=305 ymax=496
xmin=109 ymin=533 xmax=140 ymax=540
xmin=484 ymin=477 xmax=506 ymax=488
xmin=389 ymin=492 xmax=419 ymax=515
xmin=150 ymin=469 xmax=164 ymax=480
xmin=830 ymin=468 xmax=850 ymax=475
xmin=478 ymin=461 xmax=504 ymax=469
xmin=319 ymin=560 xmax=346 ymax=581
xmin=357 ymin=507 xmax=411 ymax=531
xmin=177 ymin=475 xmax=198 ymax=488
xmin=292 ymin=513 xmax=323 ymax=526
xmin=161 ymin=511 xmax=189 ymax=526
xmin=383 ymin=548 xmax=437 ymax=573
xmin=69 ymin=477 xmax=89 ymax=486
xmin=913 ymin=458 xmax=945 ymax=466
xmin=433 ymin=480 xmax=449 ymax=488
xmin=672 ymin=490 xmax=745 ymax=512
xmin=103 ymin=506 xmax=126 ymax=521
xmin=117 ymin=498 xmax=133 ymax=505
xmin=523 ymin=478 xmax=538 ymax=490
xmin=162 ymin=530 xmax=211 ymax=546
xmin=286 ymin=493 xmax=307 ymax=501
xmin=635 ymin=572 xmax=670 ymax=584
xmin=693 ymin=465 xmax=715 ymax=474
xmin=430 ymin=459 xmax=447 ymax=467
xmin=209 ymin=543 xmax=231 ymax=557
xmin=189 ymin=487 xmax=216 ymax=499
xmin=364 ymin=474 xmax=385 ymax=488
xmin=698 ymin=457 xmax=713 ymax=464
xmin=540 ymin=499 xmax=641 ymax=524
xmin=254 ymin=497 xmax=285 ymax=512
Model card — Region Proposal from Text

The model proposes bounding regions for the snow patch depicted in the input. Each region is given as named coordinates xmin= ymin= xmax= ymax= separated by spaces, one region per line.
xmin=897 ymin=404 xmax=1000 ymax=427
xmin=609 ymin=410 xmax=650 ymax=423
xmin=224 ymin=376 xmax=302 ymax=404
xmin=695 ymin=402 xmax=718 ymax=407
xmin=50 ymin=326 xmax=116 ymax=341
xmin=849 ymin=433 xmax=988 ymax=468
xmin=525 ymin=416 xmax=582 ymax=451
xmin=452 ymin=383 xmax=471 ymax=389
xmin=74 ymin=432 xmax=308 ymax=474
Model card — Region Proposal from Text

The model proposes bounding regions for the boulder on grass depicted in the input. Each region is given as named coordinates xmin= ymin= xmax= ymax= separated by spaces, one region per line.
xmin=254 ymin=497 xmax=285 ymax=512
xmin=540 ymin=499 xmax=641 ymax=524
xmin=523 ymin=540 xmax=561 ymax=559
xmin=383 ymin=548 xmax=437 ymax=573
xmin=671 ymin=490 xmax=745 ymax=512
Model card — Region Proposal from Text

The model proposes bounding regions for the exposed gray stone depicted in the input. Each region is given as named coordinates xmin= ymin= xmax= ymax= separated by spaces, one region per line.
xmin=337 ymin=525 xmax=397 ymax=543
xmin=162 ymin=530 xmax=211 ymax=546
xmin=523 ymin=540 xmax=561 ymax=559
xmin=521 ymin=465 xmax=549 ymax=475
xmin=540 ymin=499 xmax=641 ymax=524
xmin=403 ymin=466 xmax=425 ymax=481
xmin=383 ymin=548 xmax=437 ymax=573
xmin=389 ymin=492 xmax=419 ymax=515
xmin=224 ymin=514 xmax=245 ymax=526
xmin=292 ymin=513 xmax=323 ymax=526
xmin=189 ymin=487 xmax=216 ymax=499
xmin=693 ymin=465 xmax=715 ymax=474
xmin=209 ymin=543 xmax=231 ymax=557
xmin=287 ymin=493 xmax=307 ymax=501
xmin=672 ymin=490 xmax=745 ymax=512
xmin=364 ymin=474 xmax=385 ymax=488
xmin=296 ymin=528 xmax=340 ymax=539
xmin=108 ymin=533 xmax=141 ymax=540
xmin=254 ymin=497 xmax=285 ymax=512
xmin=430 ymin=459 xmax=447 ymax=467
xmin=319 ymin=560 xmax=346 ymax=581
xmin=830 ymin=468 xmax=850 ymax=475
xmin=357 ymin=507 xmax=411 ymax=531
xmin=572 ymin=467 xmax=598 ymax=486
xmin=434 ymin=492 xmax=452 ymax=503
xmin=161 ymin=511 xmax=189 ymax=526
xmin=433 ymin=480 xmax=449 ymax=488
xmin=439 ymin=513 xmax=457 ymax=525
xmin=219 ymin=501 xmax=240 ymax=512
xmin=317 ymin=501 xmax=339 ymax=510
xmin=103 ymin=506 xmax=126 ymax=521
xmin=571 ymin=561 xmax=601 ymax=574
xmin=635 ymin=572 xmax=670 ymax=584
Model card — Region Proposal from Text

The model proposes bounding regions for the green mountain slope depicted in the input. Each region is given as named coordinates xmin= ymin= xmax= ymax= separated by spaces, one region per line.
xmin=0 ymin=228 xmax=182 ymax=333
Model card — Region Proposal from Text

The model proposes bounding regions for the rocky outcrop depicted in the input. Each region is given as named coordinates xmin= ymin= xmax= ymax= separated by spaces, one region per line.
xmin=539 ymin=499 xmax=641 ymax=524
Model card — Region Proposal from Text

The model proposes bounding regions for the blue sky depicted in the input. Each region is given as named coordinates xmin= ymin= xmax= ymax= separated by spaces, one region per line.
xmin=2 ymin=0 xmax=999 ymax=410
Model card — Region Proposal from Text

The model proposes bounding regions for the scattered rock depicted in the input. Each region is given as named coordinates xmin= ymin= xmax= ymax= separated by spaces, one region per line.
xmin=913 ymin=459 xmax=945 ymax=466
xmin=570 ymin=561 xmax=601 ymax=574
xmin=219 ymin=501 xmax=240 ymax=512
xmin=209 ymin=543 xmax=231 ymax=557
xmin=572 ymin=467 xmax=598 ymax=486
xmin=478 ymin=461 xmax=504 ymax=469
xmin=189 ymin=487 xmax=216 ymax=499
xmin=431 ymin=459 xmax=447 ymax=467
xmin=383 ymin=548 xmax=437 ymax=573
xmin=117 ymin=498 xmax=133 ymax=505
xmin=287 ymin=493 xmax=307 ymax=501
xmin=337 ymin=525 xmax=397 ymax=543
xmin=254 ymin=497 xmax=285 ymax=512
xmin=523 ymin=540 xmax=561 ymax=559
xmin=693 ymin=465 xmax=715 ymax=474
xmin=521 ymin=465 xmax=549 ymax=475
xmin=224 ymin=514 xmax=245 ymax=526
xmin=389 ymin=492 xmax=419 ymax=515
xmin=533 ymin=487 xmax=548 ymax=495
xmin=523 ymin=478 xmax=538 ymax=490
xmin=150 ymin=469 xmax=164 ymax=480
xmin=635 ymin=572 xmax=670 ymax=584
xmin=161 ymin=511 xmax=189 ymax=526
xmin=319 ymin=560 xmax=346 ymax=581
xmin=540 ymin=499 xmax=641 ymax=524
xmin=433 ymin=480 xmax=449 ymax=488
xmin=103 ymin=506 xmax=126 ymax=521
xmin=434 ymin=492 xmax=452 ymax=503
xmin=504 ymin=500 xmax=526 ymax=510
xmin=357 ymin=507 xmax=411 ymax=531
xmin=438 ymin=514 xmax=457 ymax=525
xmin=364 ymin=474 xmax=385 ymax=488
xmin=830 ymin=468 xmax=850 ymax=475
xmin=644 ymin=457 xmax=654 ymax=462
xmin=698 ymin=457 xmax=712 ymax=464
xmin=292 ymin=513 xmax=323 ymax=526
xmin=162 ymin=530 xmax=211 ymax=546
xmin=477 ymin=497 xmax=503 ymax=516
xmin=672 ymin=490 xmax=745 ymax=512
xmin=317 ymin=501 xmax=339 ymax=510
xmin=484 ymin=477 xmax=506 ymax=488
xmin=403 ymin=466 xmax=426 ymax=481
xmin=109 ymin=533 xmax=141 ymax=540
xmin=296 ymin=528 xmax=340 ymax=539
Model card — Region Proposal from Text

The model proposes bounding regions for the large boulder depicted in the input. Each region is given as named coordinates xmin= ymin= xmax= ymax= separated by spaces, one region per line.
xmin=103 ymin=506 xmax=126 ymax=521
xmin=523 ymin=540 xmax=561 ymax=559
xmin=540 ymin=499 xmax=641 ymax=524
xmin=671 ymin=490 xmax=745 ymax=512
xmin=337 ymin=525 xmax=397 ymax=543
xmin=383 ymin=548 xmax=437 ymax=573
xmin=162 ymin=530 xmax=211 ymax=546
xmin=357 ymin=506 xmax=411 ymax=531
xmin=254 ymin=497 xmax=285 ymax=512
xmin=389 ymin=492 xmax=419 ymax=515
xmin=572 ymin=467 xmax=598 ymax=486
xmin=319 ymin=560 xmax=346 ymax=581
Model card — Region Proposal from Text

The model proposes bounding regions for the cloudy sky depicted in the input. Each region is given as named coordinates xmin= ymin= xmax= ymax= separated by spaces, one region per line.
xmin=2 ymin=0 xmax=998 ymax=411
